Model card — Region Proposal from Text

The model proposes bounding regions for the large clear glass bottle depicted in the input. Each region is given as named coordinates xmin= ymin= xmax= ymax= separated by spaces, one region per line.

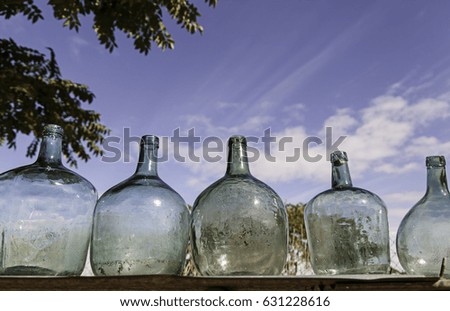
xmin=0 ymin=124 xmax=97 ymax=276
xmin=191 ymin=135 xmax=288 ymax=275
xmin=396 ymin=155 xmax=450 ymax=277
xmin=304 ymin=151 xmax=390 ymax=274
xmin=90 ymin=135 xmax=190 ymax=275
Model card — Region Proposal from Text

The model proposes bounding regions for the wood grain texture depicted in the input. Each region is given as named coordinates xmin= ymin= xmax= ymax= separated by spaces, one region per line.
xmin=0 ymin=275 xmax=448 ymax=291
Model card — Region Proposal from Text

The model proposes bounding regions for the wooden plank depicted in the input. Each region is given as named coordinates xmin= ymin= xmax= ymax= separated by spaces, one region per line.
xmin=0 ymin=275 xmax=448 ymax=291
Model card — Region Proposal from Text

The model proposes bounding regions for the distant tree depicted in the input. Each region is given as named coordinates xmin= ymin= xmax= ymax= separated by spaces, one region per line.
xmin=284 ymin=203 xmax=311 ymax=275
xmin=0 ymin=0 xmax=217 ymax=167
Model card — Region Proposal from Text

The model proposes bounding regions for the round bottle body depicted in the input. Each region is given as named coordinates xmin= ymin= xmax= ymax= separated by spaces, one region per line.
xmin=91 ymin=177 xmax=190 ymax=276
xmin=396 ymin=156 xmax=450 ymax=277
xmin=305 ymin=187 xmax=390 ymax=275
xmin=396 ymin=196 xmax=450 ymax=277
xmin=191 ymin=175 xmax=288 ymax=276
xmin=0 ymin=164 xmax=97 ymax=276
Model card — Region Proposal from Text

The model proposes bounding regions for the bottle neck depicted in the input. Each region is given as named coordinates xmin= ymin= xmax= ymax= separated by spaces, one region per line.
xmin=226 ymin=140 xmax=251 ymax=176
xmin=36 ymin=135 xmax=63 ymax=167
xmin=332 ymin=161 xmax=353 ymax=189
xmin=135 ymin=142 xmax=158 ymax=177
xmin=426 ymin=166 xmax=450 ymax=196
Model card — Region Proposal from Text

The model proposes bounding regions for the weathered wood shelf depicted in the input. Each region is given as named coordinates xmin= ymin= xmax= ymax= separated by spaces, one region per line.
xmin=0 ymin=275 xmax=448 ymax=291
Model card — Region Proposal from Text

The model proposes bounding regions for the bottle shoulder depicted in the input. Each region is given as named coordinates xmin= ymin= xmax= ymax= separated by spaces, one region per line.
xmin=306 ymin=186 xmax=387 ymax=212
xmin=192 ymin=174 xmax=284 ymax=212
xmin=0 ymin=162 xmax=96 ymax=192
xmin=103 ymin=174 xmax=175 ymax=193
xmin=200 ymin=173 xmax=279 ymax=193
xmin=98 ymin=174 xmax=186 ymax=208
xmin=399 ymin=192 xmax=450 ymax=226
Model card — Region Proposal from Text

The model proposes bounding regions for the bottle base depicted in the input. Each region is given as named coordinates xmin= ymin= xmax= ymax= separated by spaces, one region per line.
xmin=0 ymin=265 xmax=78 ymax=276
xmin=197 ymin=268 xmax=284 ymax=276
xmin=92 ymin=259 xmax=182 ymax=276
xmin=314 ymin=265 xmax=391 ymax=275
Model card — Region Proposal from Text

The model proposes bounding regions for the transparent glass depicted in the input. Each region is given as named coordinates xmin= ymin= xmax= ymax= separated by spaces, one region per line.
xmin=0 ymin=124 xmax=97 ymax=276
xmin=90 ymin=135 xmax=190 ymax=276
xmin=191 ymin=135 xmax=288 ymax=276
xmin=396 ymin=155 xmax=450 ymax=277
xmin=304 ymin=151 xmax=390 ymax=275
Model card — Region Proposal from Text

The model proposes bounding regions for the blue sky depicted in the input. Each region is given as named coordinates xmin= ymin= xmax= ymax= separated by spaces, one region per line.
xmin=2 ymin=0 xmax=450 ymax=233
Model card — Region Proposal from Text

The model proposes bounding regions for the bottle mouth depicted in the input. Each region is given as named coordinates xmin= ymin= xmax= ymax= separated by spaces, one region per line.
xmin=141 ymin=135 xmax=159 ymax=147
xmin=426 ymin=155 xmax=446 ymax=168
xmin=42 ymin=124 xmax=64 ymax=138
xmin=228 ymin=135 xmax=246 ymax=145
xmin=330 ymin=150 xmax=348 ymax=165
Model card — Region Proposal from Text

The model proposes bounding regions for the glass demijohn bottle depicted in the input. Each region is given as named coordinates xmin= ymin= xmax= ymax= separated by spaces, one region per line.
xmin=396 ymin=155 xmax=450 ymax=277
xmin=191 ymin=135 xmax=288 ymax=275
xmin=90 ymin=135 xmax=190 ymax=275
xmin=0 ymin=124 xmax=97 ymax=276
xmin=304 ymin=151 xmax=390 ymax=274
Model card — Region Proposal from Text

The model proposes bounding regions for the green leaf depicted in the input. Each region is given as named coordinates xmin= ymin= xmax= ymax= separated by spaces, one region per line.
xmin=0 ymin=38 xmax=110 ymax=167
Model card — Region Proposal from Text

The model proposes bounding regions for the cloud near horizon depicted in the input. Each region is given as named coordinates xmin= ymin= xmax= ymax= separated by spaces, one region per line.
xmin=179 ymin=94 xmax=450 ymax=193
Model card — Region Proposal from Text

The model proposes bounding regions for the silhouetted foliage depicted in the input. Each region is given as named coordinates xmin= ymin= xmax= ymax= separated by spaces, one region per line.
xmin=0 ymin=38 xmax=109 ymax=167
xmin=0 ymin=0 xmax=217 ymax=166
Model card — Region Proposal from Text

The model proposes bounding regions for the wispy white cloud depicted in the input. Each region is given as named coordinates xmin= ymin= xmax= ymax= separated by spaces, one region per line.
xmin=183 ymin=112 xmax=273 ymax=137
xmin=329 ymin=96 xmax=450 ymax=176
xmin=323 ymin=108 xmax=359 ymax=134
xmin=384 ymin=191 xmax=423 ymax=205
xmin=281 ymin=103 xmax=306 ymax=123
xmin=258 ymin=32 xmax=353 ymax=102
xmin=69 ymin=35 xmax=89 ymax=59
xmin=374 ymin=162 xmax=420 ymax=174
xmin=251 ymin=126 xmax=327 ymax=183
xmin=387 ymin=56 xmax=450 ymax=99
xmin=405 ymin=136 xmax=450 ymax=157
xmin=383 ymin=191 xmax=425 ymax=228
xmin=216 ymin=101 xmax=240 ymax=109
xmin=181 ymin=94 xmax=450 ymax=192
xmin=254 ymin=5 xmax=381 ymax=104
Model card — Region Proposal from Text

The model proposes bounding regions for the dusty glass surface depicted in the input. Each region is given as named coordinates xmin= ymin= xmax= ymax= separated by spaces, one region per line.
xmin=396 ymin=156 xmax=450 ymax=277
xmin=90 ymin=135 xmax=190 ymax=275
xmin=305 ymin=151 xmax=390 ymax=275
xmin=0 ymin=124 xmax=97 ymax=276
xmin=191 ymin=135 xmax=288 ymax=276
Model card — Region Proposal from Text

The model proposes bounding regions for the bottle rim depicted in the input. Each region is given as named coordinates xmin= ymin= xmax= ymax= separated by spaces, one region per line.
xmin=141 ymin=135 xmax=159 ymax=147
xmin=330 ymin=150 xmax=348 ymax=164
xmin=42 ymin=124 xmax=64 ymax=137
xmin=229 ymin=135 xmax=246 ymax=145
xmin=426 ymin=155 xmax=446 ymax=168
